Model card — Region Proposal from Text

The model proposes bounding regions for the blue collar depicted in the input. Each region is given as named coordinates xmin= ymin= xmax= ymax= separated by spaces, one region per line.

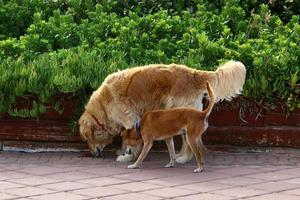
xmin=134 ymin=120 xmax=142 ymax=137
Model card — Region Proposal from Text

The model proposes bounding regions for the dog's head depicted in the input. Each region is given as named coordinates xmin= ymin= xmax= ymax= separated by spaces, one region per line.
xmin=79 ymin=111 xmax=113 ymax=157
xmin=120 ymin=129 xmax=142 ymax=148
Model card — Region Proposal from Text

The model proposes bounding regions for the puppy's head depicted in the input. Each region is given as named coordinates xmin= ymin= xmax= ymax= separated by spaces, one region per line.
xmin=120 ymin=129 xmax=142 ymax=147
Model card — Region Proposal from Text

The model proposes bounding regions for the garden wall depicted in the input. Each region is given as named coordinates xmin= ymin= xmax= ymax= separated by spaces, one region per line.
xmin=1 ymin=99 xmax=299 ymax=151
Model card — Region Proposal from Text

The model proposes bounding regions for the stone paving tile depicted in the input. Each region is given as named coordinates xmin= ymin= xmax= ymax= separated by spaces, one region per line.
xmin=243 ymin=193 xmax=300 ymax=200
xmin=82 ymin=166 xmax=140 ymax=177
xmin=247 ymin=181 xmax=300 ymax=192
xmin=111 ymin=167 xmax=191 ymax=181
xmin=174 ymin=181 xmax=233 ymax=193
xmin=140 ymin=187 xmax=197 ymax=198
xmin=212 ymin=186 xmax=267 ymax=198
xmin=40 ymin=181 xmax=92 ymax=191
xmin=46 ymin=171 xmax=98 ymax=181
xmin=16 ymin=166 xmax=69 ymax=176
xmin=283 ymin=188 xmax=300 ymax=196
xmin=77 ymin=177 xmax=131 ymax=187
xmin=29 ymin=192 xmax=88 ymax=200
xmin=4 ymin=186 xmax=55 ymax=197
xmin=246 ymin=171 xmax=299 ymax=181
xmin=0 ymin=181 xmax=24 ymax=190
xmin=7 ymin=176 xmax=61 ymax=186
xmin=1 ymin=147 xmax=300 ymax=200
xmin=211 ymin=176 xmax=266 ymax=186
xmin=211 ymin=165 xmax=269 ymax=175
xmin=173 ymin=192 xmax=234 ymax=200
xmin=0 ymin=171 xmax=30 ymax=181
xmin=279 ymin=167 xmax=300 ymax=175
xmin=108 ymin=181 xmax=163 ymax=192
xmin=283 ymin=177 xmax=300 ymax=184
xmin=71 ymin=186 xmax=127 ymax=198
xmin=0 ymin=192 xmax=18 ymax=200
xmin=142 ymin=171 xmax=231 ymax=187
xmin=101 ymin=193 xmax=162 ymax=200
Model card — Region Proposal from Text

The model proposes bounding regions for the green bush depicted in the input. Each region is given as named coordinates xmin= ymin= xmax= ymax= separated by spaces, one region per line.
xmin=0 ymin=0 xmax=299 ymax=119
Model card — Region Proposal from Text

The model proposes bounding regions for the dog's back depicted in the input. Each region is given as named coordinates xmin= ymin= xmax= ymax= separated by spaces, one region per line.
xmin=140 ymin=82 xmax=215 ymax=139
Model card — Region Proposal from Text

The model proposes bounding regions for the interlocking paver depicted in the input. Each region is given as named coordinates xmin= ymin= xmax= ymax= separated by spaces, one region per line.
xmin=246 ymin=171 xmax=299 ymax=181
xmin=4 ymin=186 xmax=55 ymax=197
xmin=7 ymin=176 xmax=61 ymax=186
xmin=71 ymin=186 xmax=127 ymax=198
xmin=174 ymin=181 xmax=232 ymax=193
xmin=109 ymin=181 xmax=163 ymax=192
xmin=212 ymin=186 xmax=267 ymax=198
xmin=0 ymin=192 xmax=18 ymax=200
xmin=211 ymin=176 xmax=266 ymax=186
xmin=247 ymin=181 xmax=300 ymax=192
xmin=140 ymin=187 xmax=197 ymax=198
xmin=101 ymin=193 xmax=162 ymax=200
xmin=174 ymin=192 xmax=234 ymax=200
xmin=29 ymin=192 xmax=88 ymax=200
xmin=283 ymin=188 xmax=300 ymax=196
xmin=40 ymin=181 xmax=92 ymax=191
xmin=0 ymin=147 xmax=299 ymax=200
xmin=77 ymin=177 xmax=130 ymax=187
xmin=243 ymin=193 xmax=300 ymax=200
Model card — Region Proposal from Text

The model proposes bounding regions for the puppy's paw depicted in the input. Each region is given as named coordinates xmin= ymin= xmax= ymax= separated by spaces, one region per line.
xmin=116 ymin=154 xmax=134 ymax=162
xmin=193 ymin=167 xmax=203 ymax=173
xmin=127 ymin=164 xmax=138 ymax=169
xmin=164 ymin=162 xmax=174 ymax=168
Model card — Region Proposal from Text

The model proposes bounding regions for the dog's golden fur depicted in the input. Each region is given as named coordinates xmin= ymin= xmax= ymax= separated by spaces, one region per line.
xmin=79 ymin=61 xmax=246 ymax=160
xmin=122 ymin=82 xmax=215 ymax=172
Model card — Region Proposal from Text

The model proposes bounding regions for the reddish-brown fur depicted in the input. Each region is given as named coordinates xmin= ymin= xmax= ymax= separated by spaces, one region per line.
xmin=122 ymin=82 xmax=215 ymax=172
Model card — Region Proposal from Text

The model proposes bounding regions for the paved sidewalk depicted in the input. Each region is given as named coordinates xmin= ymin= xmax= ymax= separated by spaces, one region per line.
xmin=1 ymin=147 xmax=300 ymax=200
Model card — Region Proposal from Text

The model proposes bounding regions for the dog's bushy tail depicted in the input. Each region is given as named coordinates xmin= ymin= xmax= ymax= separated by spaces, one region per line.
xmin=202 ymin=82 xmax=215 ymax=117
xmin=210 ymin=60 xmax=246 ymax=102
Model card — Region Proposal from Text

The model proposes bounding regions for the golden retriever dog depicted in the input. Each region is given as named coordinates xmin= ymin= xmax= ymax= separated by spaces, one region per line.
xmin=121 ymin=82 xmax=215 ymax=172
xmin=79 ymin=61 xmax=246 ymax=162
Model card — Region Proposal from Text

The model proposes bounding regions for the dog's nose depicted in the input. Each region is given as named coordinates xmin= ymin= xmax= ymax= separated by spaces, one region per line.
xmin=93 ymin=147 xmax=102 ymax=157
xmin=126 ymin=148 xmax=132 ymax=155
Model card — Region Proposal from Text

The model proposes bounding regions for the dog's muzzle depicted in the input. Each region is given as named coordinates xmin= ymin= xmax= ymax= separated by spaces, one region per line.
xmin=92 ymin=147 xmax=102 ymax=157
xmin=125 ymin=148 xmax=132 ymax=155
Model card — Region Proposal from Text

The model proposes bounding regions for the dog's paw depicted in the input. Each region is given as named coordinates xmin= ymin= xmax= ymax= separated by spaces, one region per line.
xmin=127 ymin=164 xmax=138 ymax=169
xmin=164 ymin=162 xmax=174 ymax=168
xmin=176 ymin=155 xmax=190 ymax=164
xmin=116 ymin=154 xmax=134 ymax=162
xmin=193 ymin=167 xmax=203 ymax=173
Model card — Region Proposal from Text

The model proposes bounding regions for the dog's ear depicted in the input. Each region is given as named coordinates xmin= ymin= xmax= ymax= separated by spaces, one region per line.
xmin=120 ymin=129 xmax=129 ymax=137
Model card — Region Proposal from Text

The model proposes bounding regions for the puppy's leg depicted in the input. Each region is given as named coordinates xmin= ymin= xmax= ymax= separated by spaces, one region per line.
xmin=186 ymin=134 xmax=204 ymax=173
xmin=198 ymin=137 xmax=206 ymax=164
xmin=128 ymin=141 xmax=153 ymax=169
xmin=164 ymin=138 xmax=176 ymax=168
xmin=176 ymin=134 xmax=194 ymax=164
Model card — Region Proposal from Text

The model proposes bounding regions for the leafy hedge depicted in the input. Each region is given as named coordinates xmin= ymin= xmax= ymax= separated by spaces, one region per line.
xmin=0 ymin=0 xmax=299 ymax=119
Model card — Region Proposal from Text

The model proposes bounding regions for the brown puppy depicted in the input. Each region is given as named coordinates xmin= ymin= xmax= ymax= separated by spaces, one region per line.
xmin=121 ymin=82 xmax=215 ymax=173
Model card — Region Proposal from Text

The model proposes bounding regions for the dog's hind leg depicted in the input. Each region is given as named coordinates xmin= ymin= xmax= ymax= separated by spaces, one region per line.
xmin=128 ymin=141 xmax=153 ymax=169
xmin=186 ymin=133 xmax=204 ymax=173
xmin=176 ymin=134 xmax=194 ymax=164
xmin=164 ymin=137 xmax=176 ymax=168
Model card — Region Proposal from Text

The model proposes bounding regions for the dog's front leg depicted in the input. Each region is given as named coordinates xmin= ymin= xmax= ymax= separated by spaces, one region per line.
xmin=128 ymin=141 xmax=153 ymax=169
xmin=164 ymin=138 xmax=176 ymax=168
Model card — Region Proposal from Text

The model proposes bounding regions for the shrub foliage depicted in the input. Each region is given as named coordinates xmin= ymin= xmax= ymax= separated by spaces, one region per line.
xmin=0 ymin=0 xmax=299 ymax=118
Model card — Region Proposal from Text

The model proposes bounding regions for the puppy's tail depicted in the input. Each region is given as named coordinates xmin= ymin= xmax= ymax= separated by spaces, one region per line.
xmin=202 ymin=82 xmax=215 ymax=117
